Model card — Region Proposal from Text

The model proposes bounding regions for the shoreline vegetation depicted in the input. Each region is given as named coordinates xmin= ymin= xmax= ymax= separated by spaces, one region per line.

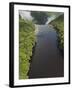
xmin=49 ymin=14 xmax=64 ymax=52
xmin=19 ymin=15 xmax=36 ymax=79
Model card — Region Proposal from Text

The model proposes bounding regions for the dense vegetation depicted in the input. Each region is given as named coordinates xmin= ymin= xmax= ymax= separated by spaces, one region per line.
xmin=31 ymin=11 xmax=48 ymax=24
xmin=50 ymin=14 xmax=64 ymax=51
xmin=19 ymin=15 xmax=36 ymax=79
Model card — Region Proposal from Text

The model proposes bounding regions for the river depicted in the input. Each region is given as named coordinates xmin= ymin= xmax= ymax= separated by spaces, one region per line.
xmin=29 ymin=24 xmax=64 ymax=79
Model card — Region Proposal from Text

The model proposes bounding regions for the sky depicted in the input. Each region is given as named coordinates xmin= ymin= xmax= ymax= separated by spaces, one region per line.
xmin=19 ymin=10 xmax=33 ymax=20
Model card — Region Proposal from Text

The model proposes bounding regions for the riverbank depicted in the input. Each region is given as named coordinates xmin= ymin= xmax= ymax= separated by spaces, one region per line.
xmin=49 ymin=14 xmax=64 ymax=52
xmin=19 ymin=16 xmax=36 ymax=79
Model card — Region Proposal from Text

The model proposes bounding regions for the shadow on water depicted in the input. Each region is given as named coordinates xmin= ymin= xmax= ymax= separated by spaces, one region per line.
xmin=28 ymin=25 xmax=64 ymax=79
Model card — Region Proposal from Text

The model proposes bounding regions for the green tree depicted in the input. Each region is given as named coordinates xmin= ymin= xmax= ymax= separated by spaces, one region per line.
xmin=19 ymin=14 xmax=36 ymax=79
xmin=50 ymin=14 xmax=64 ymax=50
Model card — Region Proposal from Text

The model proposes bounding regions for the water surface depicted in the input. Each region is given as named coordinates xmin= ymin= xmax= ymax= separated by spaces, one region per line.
xmin=29 ymin=25 xmax=64 ymax=79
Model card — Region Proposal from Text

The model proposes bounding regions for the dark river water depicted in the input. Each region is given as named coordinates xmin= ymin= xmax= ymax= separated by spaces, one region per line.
xmin=29 ymin=25 xmax=64 ymax=79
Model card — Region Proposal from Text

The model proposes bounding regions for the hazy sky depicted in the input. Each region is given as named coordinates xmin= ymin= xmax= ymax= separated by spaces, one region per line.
xmin=19 ymin=10 xmax=33 ymax=20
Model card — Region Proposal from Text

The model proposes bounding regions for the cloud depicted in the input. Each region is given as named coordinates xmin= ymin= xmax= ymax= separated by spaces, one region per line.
xmin=19 ymin=11 xmax=33 ymax=20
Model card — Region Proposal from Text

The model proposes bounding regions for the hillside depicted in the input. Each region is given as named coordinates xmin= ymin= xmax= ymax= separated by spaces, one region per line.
xmin=19 ymin=16 xmax=36 ymax=79
xmin=50 ymin=14 xmax=64 ymax=51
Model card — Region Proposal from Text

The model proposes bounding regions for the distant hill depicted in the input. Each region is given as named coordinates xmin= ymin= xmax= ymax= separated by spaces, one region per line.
xmin=46 ymin=12 xmax=63 ymax=24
